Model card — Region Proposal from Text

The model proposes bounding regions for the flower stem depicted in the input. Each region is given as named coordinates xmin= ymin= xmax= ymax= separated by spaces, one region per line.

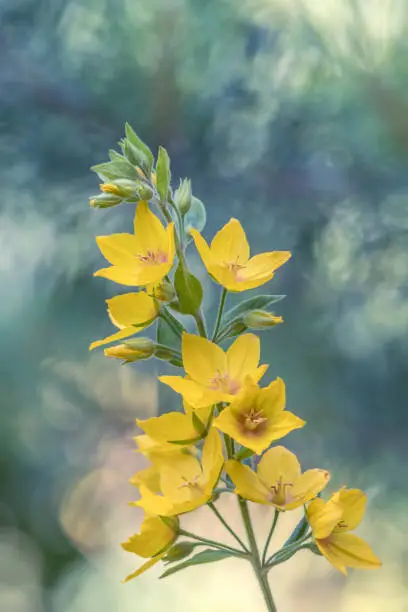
xmin=238 ymin=498 xmax=277 ymax=612
xmin=178 ymin=529 xmax=246 ymax=557
xmin=265 ymin=533 xmax=312 ymax=569
xmin=208 ymin=502 xmax=249 ymax=553
xmin=193 ymin=310 xmax=207 ymax=337
xmin=212 ymin=287 xmax=228 ymax=341
xmin=261 ymin=509 xmax=279 ymax=566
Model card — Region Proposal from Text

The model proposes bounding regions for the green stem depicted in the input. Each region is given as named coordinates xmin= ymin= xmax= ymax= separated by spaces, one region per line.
xmin=159 ymin=308 xmax=184 ymax=339
xmin=208 ymin=502 xmax=249 ymax=553
xmin=178 ymin=529 xmax=246 ymax=557
xmin=265 ymin=533 xmax=312 ymax=569
xmin=212 ymin=287 xmax=228 ymax=341
xmin=193 ymin=310 xmax=207 ymax=337
xmin=261 ymin=509 xmax=279 ymax=566
xmin=238 ymin=498 xmax=277 ymax=612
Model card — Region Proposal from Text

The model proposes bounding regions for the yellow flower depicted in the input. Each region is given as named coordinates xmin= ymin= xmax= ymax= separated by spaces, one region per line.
xmin=137 ymin=401 xmax=213 ymax=445
xmin=133 ymin=429 xmax=224 ymax=516
xmin=89 ymin=292 xmax=158 ymax=350
xmin=94 ymin=201 xmax=175 ymax=286
xmin=307 ymin=489 xmax=382 ymax=575
xmin=133 ymin=434 xmax=196 ymax=459
xmin=213 ymin=378 xmax=305 ymax=454
xmin=190 ymin=218 xmax=291 ymax=292
xmin=159 ymin=332 xmax=268 ymax=408
xmin=121 ymin=515 xmax=178 ymax=581
xmin=226 ymin=446 xmax=329 ymax=510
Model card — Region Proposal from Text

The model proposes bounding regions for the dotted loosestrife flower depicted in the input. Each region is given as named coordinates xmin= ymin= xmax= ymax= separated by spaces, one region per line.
xmin=89 ymin=292 xmax=158 ymax=350
xmin=213 ymin=378 xmax=305 ymax=454
xmin=190 ymin=218 xmax=291 ymax=292
xmin=94 ymin=202 xmax=175 ymax=286
xmin=226 ymin=446 xmax=330 ymax=510
xmin=307 ymin=489 xmax=382 ymax=575
xmin=133 ymin=429 xmax=224 ymax=516
xmin=159 ymin=333 xmax=268 ymax=408
xmin=121 ymin=516 xmax=178 ymax=581
xmin=137 ymin=402 xmax=213 ymax=445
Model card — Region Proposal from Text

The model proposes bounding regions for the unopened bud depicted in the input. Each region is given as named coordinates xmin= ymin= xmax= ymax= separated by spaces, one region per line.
xmin=89 ymin=193 xmax=122 ymax=209
xmin=138 ymin=185 xmax=154 ymax=201
xmin=105 ymin=338 xmax=155 ymax=362
xmin=243 ymin=310 xmax=283 ymax=329
xmin=100 ymin=179 xmax=140 ymax=198
xmin=123 ymin=140 xmax=149 ymax=170
xmin=163 ymin=542 xmax=196 ymax=563
xmin=174 ymin=179 xmax=192 ymax=216
xmin=147 ymin=280 xmax=175 ymax=302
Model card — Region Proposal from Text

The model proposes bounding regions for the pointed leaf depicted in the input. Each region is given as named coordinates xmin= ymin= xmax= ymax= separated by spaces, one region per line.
xmin=157 ymin=312 xmax=184 ymax=352
xmin=125 ymin=123 xmax=154 ymax=172
xmin=174 ymin=263 xmax=203 ymax=315
xmin=159 ymin=549 xmax=233 ymax=579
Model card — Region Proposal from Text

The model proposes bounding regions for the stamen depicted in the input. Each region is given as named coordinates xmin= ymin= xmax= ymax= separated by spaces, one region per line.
xmin=138 ymin=250 xmax=168 ymax=265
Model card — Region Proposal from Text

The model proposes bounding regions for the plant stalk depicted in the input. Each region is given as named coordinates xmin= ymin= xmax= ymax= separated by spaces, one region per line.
xmin=238 ymin=498 xmax=277 ymax=612
xmin=212 ymin=287 xmax=228 ymax=341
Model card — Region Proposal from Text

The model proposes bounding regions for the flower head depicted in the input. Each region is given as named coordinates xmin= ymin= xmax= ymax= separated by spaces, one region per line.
xmin=104 ymin=337 xmax=155 ymax=362
xmin=89 ymin=292 xmax=158 ymax=350
xmin=226 ymin=446 xmax=329 ymax=510
xmin=213 ymin=378 xmax=305 ymax=454
xmin=133 ymin=429 xmax=224 ymax=516
xmin=159 ymin=333 xmax=268 ymax=408
xmin=307 ymin=489 xmax=382 ymax=575
xmin=94 ymin=202 xmax=175 ymax=286
xmin=190 ymin=218 xmax=291 ymax=292
xmin=121 ymin=515 xmax=178 ymax=581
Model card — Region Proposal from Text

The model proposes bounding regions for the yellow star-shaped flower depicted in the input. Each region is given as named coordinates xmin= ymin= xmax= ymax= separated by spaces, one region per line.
xmin=94 ymin=201 xmax=175 ymax=286
xmin=159 ymin=332 xmax=268 ymax=408
xmin=190 ymin=218 xmax=291 ymax=292
xmin=137 ymin=401 xmax=213 ymax=445
xmin=133 ymin=429 xmax=224 ymax=516
xmin=307 ymin=488 xmax=382 ymax=575
xmin=89 ymin=291 xmax=158 ymax=350
xmin=121 ymin=515 xmax=178 ymax=581
xmin=213 ymin=378 xmax=305 ymax=454
xmin=226 ymin=446 xmax=329 ymax=510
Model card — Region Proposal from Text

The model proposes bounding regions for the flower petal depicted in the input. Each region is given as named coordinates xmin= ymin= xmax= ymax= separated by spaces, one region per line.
xmin=257 ymin=446 xmax=301 ymax=489
xmin=334 ymin=489 xmax=367 ymax=532
xmin=159 ymin=375 xmax=207 ymax=407
xmin=190 ymin=229 xmax=215 ymax=273
xmin=89 ymin=326 xmax=140 ymax=351
xmin=244 ymin=251 xmax=291 ymax=279
xmin=289 ymin=468 xmax=330 ymax=507
xmin=325 ymin=532 xmax=381 ymax=571
xmin=210 ymin=218 xmax=250 ymax=264
xmin=201 ymin=428 xmax=224 ymax=489
xmin=133 ymin=201 xmax=168 ymax=253
xmin=96 ymin=233 xmax=138 ymax=266
xmin=182 ymin=333 xmax=227 ymax=385
xmin=257 ymin=377 xmax=286 ymax=415
xmin=133 ymin=484 xmax=175 ymax=516
xmin=123 ymin=553 xmax=164 ymax=582
xmin=225 ymin=460 xmax=269 ymax=504
xmin=121 ymin=516 xmax=175 ymax=558
xmin=137 ymin=413 xmax=196 ymax=444
xmin=226 ymin=333 xmax=260 ymax=381
xmin=107 ymin=292 xmax=158 ymax=328
xmin=264 ymin=411 xmax=306 ymax=443
xmin=307 ymin=498 xmax=343 ymax=540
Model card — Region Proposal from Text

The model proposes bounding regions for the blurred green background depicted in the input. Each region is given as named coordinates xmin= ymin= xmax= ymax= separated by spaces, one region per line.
xmin=1 ymin=0 xmax=407 ymax=610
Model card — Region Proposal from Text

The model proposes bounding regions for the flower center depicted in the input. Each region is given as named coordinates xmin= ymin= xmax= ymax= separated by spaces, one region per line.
xmin=209 ymin=371 xmax=240 ymax=395
xmin=268 ymin=478 xmax=294 ymax=506
xmin=178 ymin=474 xmax=204 ymax=494
xmin=138 ymin=250 xmax=168 ymax=265
xmin=239 ymin=407 xmax=268 ymax=435
xmin=225 ymin=261 xmax=246 ymax=281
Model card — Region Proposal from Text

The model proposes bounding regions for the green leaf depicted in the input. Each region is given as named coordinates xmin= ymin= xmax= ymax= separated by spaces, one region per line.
xmin=174 ymin=263 xmax=203 ymax=315
xmin=221 ymin=295 xmax=285 ymax=328
xmin=157 ymin=312 xmax=184 ymax=352
xmin=184 ymin=196 xmax=207 ymax=236
xmin=108 ymin=149 xmax=124 ymax=162
xmin=156 ymin=146 xmax=171 ymax=202
xmin=191 ymin=411 xmax=207 ymax=436
xmin=159 ymin=549 xmax=233 ymax=579
xmin=234 ymin=447 xmax=255 ymax=461
xmin=91 ymin=159 xmax=140 ymax=181
xmin=163 ymin=541 xmax=200 ymax=563
xmin=283 ymin=515 xmax=309 ymax=547
xmin=125 ymin=123 xmax=154 ymax=172
xmin=168 ymin=435 xmax=202 ymax=445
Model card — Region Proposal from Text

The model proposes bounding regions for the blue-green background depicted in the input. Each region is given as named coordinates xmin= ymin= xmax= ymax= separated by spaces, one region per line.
xmin=1 ymin=1 xmax=407 ymax=610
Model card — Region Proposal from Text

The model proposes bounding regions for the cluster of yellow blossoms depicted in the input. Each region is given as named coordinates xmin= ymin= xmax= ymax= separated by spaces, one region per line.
xmin=89 ymin=126 xmax=381 ymax=609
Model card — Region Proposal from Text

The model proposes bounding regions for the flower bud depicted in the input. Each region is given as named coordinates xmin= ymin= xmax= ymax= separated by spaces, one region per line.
xmin=163 ymin=542 xmax=196 ymax=563
xmin=104 ymin=338 xmax=155 ymax=362
xmin=174 ymin=179 xmax=192 ymax=216
xmin=138 ymin=185 xmax=154 ymax=201
xmin=243 ymin=310 xmax=283 ymax=329
xmin=100 ymin=179 xmax=139 ymax=198
xmin=147 ymin=280 xmax=175 ymax=302
xmin=89 ymin=193 xmax=122 ymax=209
